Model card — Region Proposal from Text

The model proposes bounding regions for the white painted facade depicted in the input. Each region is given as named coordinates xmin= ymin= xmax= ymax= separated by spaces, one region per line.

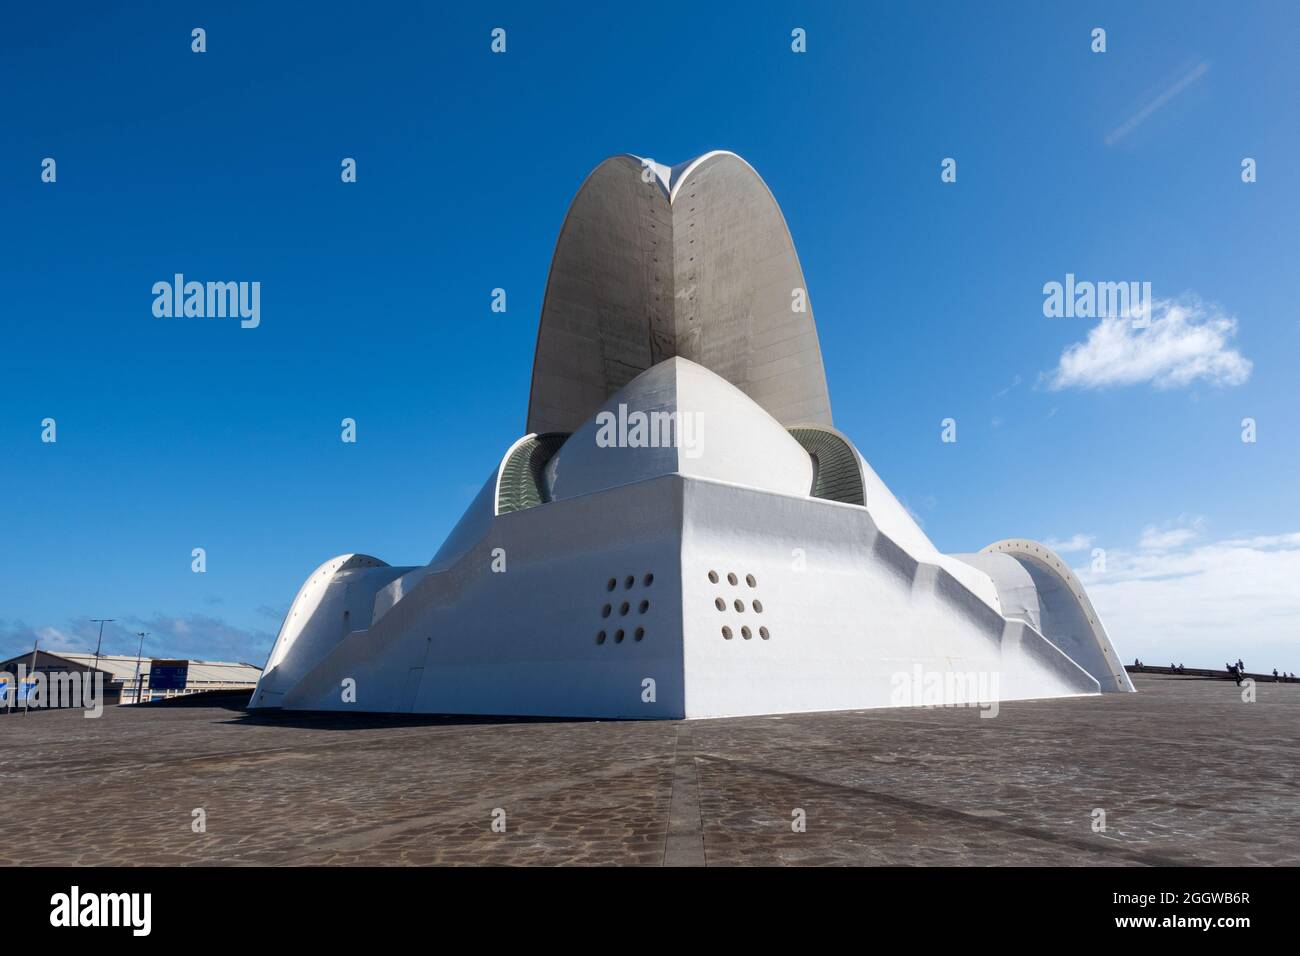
xmin=251 ymin=152 xmax=1132 ymax=718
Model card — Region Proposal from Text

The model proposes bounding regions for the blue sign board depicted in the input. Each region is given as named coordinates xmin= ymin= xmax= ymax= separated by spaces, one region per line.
xmin=149 ymin=660 xmax=189 ymax=691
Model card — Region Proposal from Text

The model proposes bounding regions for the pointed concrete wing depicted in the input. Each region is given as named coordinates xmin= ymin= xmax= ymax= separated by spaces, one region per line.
xmin=527 ymin=151 xmax=832 ymax=434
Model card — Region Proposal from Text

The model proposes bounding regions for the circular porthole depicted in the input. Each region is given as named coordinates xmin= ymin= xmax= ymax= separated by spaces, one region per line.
xmin=733 ymin=599 xmax=744 ymax=613
xmin=639 ymin=600 xmax=649 ymax=613
xmin=643 ymin=573 xmax=654 ymax=586
xmin=624 ymin=575 xmax=635 ymax=589
xmin=722 ymin=626 xmax=733 ymax=640
xmin=601 ymin=604 xmax=612 ymax=618
xmin=753 ymin=600 xmax=763 ymax=613
xmin=759 ymin=627 xmax=770 ymax=640
xmin=596 ymin=631 xmax=606 ymax=645
xmin=727 ymin=572 xmax=738 ymax=586
xmin=708 ymin=570 xmax=719 ymax=584
xmin=714 ymin=597 xmax=726 ymax=611
xmin=746 ymin=574 xmax=757 ymax=588
xmin=606 ymin=578 xmax=617 ymax=591
xmin=615 ymin=629 xmax=625 ymax=643
xmin=619 ymin=602 xmax=630 ymax=616
xmin=742 ymin=626 xmax=752 ymax=640
xmin=634 ymin=627 xmax=645 ymax=641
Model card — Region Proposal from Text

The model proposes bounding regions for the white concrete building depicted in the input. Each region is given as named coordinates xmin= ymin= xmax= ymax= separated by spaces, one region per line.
xmin=251 ymin=151 xmax=1133 ymax=719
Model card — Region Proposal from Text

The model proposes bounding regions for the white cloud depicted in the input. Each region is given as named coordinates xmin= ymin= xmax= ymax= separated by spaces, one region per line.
xmin=0 ymin=623 xmax=83 ymax=660
xmin=1044 ymin=533 xmax=1095 ymax=553
xmin=1046 ymin=297 xmax=1251 ymax=391
xmin=1138 ymin=514 xmax=1206 ymax=550
xmin=0 ymin=614 xmax=273 ymax=665
xmin=1138 ymin=527 xmax=1198 ymax=550
xmin=1220 ymin=532 xmax=1300 ymax=549
xmin=1077 ymin=530 xmax=1300 ymax=672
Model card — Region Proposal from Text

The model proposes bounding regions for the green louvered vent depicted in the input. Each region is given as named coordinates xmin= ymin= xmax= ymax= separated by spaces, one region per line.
xmin=788 ymin=427 xmax=865 ymax=506
xmin=497 ymin=432 xmax=570 ymax=514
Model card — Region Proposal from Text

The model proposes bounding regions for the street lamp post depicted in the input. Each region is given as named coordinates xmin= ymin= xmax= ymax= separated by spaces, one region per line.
xmin=131 ymin=632 xmax=149 ymax=705
xmin=89 ymin=618 xmax=114 ymax=678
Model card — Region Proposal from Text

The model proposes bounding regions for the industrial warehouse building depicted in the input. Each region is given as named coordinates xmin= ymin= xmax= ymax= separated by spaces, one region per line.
xmin=0 ymin=650 xmax=261 ymax=707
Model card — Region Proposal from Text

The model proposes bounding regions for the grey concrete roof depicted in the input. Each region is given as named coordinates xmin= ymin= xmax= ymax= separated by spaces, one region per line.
xmin=527 ymin=151 xmax=832 ymax=434
xmin=37 ymin=653 xmax=261 ymax=684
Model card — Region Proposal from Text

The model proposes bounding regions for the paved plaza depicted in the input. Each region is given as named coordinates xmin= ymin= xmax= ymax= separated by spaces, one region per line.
xmin=4 ymin=675 xmax=1296 ymax=866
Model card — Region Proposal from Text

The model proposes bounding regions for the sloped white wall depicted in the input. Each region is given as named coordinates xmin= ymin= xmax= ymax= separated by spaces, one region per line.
xmin=279 ymin=478 xmax=688 ymax=718
xmin=680 ymin=479 xmax=1098 ymax=718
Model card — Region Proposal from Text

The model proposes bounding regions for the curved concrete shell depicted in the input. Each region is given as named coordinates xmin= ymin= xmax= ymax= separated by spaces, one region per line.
xmin=251 ymin=148 xmax=1133 ymax=720
xmin=952 ymin=540 xmax=1135 ymax=693
xmin=252 ymin=554 xmax=412 ymax=709
xmin=547 ymin=357 xmax=814 ymax=503
xmin=788 ymin=425 xmax=866 ymax=506
xmin=527 ymin=152 xmax=832 ymax=435
xmin=497 ymin=432 xmax=568 ymax=515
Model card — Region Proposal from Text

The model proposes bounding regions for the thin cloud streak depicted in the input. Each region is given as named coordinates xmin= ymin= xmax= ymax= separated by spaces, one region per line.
xmin=1105 ymin=61 xmax=1210 ymax=146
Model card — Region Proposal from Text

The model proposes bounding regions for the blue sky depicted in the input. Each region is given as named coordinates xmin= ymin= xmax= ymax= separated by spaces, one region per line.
xmin=2 ymin=2 xmax=1297 ymax=672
